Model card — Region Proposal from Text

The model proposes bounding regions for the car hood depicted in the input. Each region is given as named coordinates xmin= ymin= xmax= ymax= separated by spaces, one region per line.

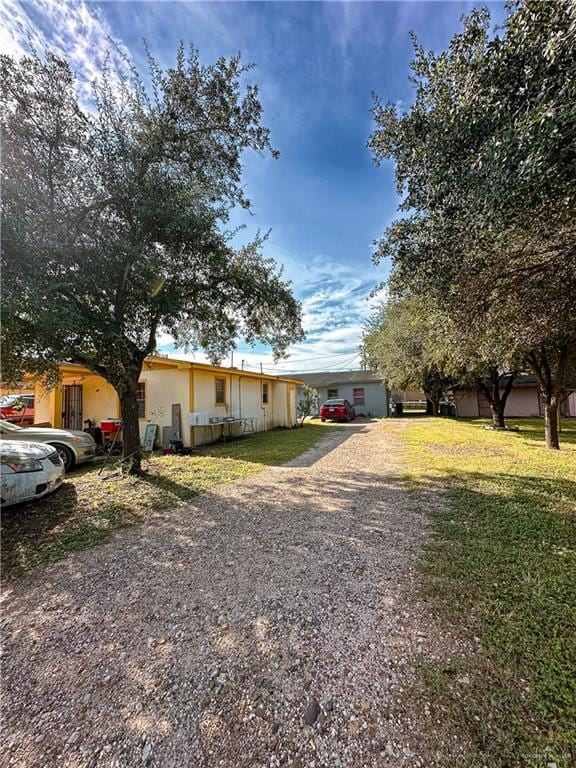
xmin=16 ymin=427 xmax=94 ymax=443
xmin=0 ymin=440 xmax=55 ymax=459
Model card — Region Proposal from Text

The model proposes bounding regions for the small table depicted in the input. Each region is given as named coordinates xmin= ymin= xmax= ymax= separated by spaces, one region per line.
xmin=192 ymin=417 xmax=259 ymax=447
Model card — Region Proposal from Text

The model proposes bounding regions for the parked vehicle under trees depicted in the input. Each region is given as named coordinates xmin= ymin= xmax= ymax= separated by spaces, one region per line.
xmin=1 ymin=47 xmax=304 ymax=471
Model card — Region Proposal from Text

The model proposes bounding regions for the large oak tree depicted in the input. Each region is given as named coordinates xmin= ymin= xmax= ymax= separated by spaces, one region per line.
xmin=369 ymin=1 xmax=576 ymax=448
xmin=1 ymin=48 xmax=304 ymax=469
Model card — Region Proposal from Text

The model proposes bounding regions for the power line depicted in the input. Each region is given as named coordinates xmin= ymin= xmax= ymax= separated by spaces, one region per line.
xmin=239 ymin=351 xmax=362 ymax=373
xmin=260 ymin=350 xmax=362 ymax=365
xmin=239 ymin=353 xmax=364 ymax=376
xmin=332 ymin=352 xmax=362 ymax=371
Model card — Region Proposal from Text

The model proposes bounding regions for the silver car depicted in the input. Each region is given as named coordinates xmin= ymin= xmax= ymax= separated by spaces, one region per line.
xmin=0 ymin=420 xmax=96 ymax=472
xmin=1 ymin=440 xmax=65 ymax=507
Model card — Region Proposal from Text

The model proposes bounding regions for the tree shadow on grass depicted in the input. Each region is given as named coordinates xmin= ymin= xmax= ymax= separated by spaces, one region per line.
xmin=1 ymin=478 xmax=141 ymax=578
xmin=463 ymin=416 xmax=576 ymax=447
xmin=405 ymin=468 xmax=576 ymax=768
xmin=507 ymin=423 xmax=576 ymax=446
xmin=1 ymin=482 xmax=81 ymax=567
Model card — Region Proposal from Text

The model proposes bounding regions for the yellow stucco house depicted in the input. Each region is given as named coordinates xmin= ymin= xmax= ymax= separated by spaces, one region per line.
xmin=27 ymin=356 xmax=301 ymax=448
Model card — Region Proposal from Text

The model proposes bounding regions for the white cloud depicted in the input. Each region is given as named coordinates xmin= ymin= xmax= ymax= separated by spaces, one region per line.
xmin=157 ymin=255 xmax=383 ymax=375
xmin=0 ymin=0 xmax=131 ymax=101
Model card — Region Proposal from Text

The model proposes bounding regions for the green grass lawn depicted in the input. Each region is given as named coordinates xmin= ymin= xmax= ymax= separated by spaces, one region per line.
xmin=399 ymin=417 xmax=576 ymax=767
xmin=1 ymin=422 xmax=338 ymax=579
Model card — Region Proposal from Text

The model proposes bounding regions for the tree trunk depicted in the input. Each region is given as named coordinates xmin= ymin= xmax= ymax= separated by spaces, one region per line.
xmin=430 ymin=399 xmax=439 ymax=417
xmin=526 ymin=345 xmax=568 ymax=451
xmin=74 ymin=349 xmax=147 ymax=472
xmin=113 ymin=359 xmax=146 ymax=473
xmin=542 ymin=396 xmax=560 ymax=450
xmin=478 ymin=370 xmax=516 ymax=430
xmin=490 ymin=400 xmax=506 ymax=429
xmin=118 ymin=381 xmax=142 ymax=471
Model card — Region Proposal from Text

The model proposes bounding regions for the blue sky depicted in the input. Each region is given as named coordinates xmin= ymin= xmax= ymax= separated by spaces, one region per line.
xmin=1 ymin=0 xmax=506 ymax=374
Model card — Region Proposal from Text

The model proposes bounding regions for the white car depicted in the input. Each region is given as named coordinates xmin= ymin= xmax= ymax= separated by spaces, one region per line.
xmin=0 ymin=420 xmax=96 ymax=472
xmin=0 ymin=440 xmax=65 ymax=507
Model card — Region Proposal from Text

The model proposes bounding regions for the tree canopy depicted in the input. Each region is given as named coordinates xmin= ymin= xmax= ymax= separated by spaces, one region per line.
xmin=369 ymin=0 xmax=576 ymax=447
xmin=362 ymin=297 xmax=452 ymax=416
xmin=1 ymin=47 xmax=304 ymax=466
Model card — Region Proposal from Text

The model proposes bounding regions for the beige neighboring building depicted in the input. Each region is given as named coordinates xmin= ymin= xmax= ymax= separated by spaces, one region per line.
xmin=25 ymin=356 xmax=301 ymax=447
xmin=450 ymin=375 xmax=576 ymax=419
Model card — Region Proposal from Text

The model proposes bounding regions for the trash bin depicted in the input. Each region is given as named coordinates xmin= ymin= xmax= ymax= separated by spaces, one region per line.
xmin=394 ymin=402 xmax=404 ymax=416
xmin=440 ymin=404 xmax=448 ymax=416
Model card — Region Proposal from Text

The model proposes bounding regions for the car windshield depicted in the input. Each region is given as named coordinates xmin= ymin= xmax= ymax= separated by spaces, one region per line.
xmin=0 ymin=420 xmax=25 ymax=431
xmin=324 ymin=399 xmax=344 ymax=405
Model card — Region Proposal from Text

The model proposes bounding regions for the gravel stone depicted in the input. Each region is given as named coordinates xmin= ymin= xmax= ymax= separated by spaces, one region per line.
xmin=304 ymin=699 xmax=321 ymax=725
xmin=1 ymin=420 xmax=461 ymax=766
xmin=141 ymin=743 xmax=152 ymax=764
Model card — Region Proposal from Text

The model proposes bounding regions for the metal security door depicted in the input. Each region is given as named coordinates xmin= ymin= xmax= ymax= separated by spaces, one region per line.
xmin=62 ymin=385 xmax=83 ymax=430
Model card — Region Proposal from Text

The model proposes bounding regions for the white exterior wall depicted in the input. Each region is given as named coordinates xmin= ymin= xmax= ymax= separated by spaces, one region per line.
xmin=287 ymin=385 xmax=297 ymax=426
xmin=138 ymin=368 xmax=191 ymax=446
xmin=235 ymin=375 xmax=266 ymax=427
xmin=26 ymin=364 xmax=299 ymax=446
xmin=190 ymin=371 xmax=297 ymax=445
xmin=275 ymin=380 xmax=298 ymax=428
xmin=271 ymin=380 xmax=286 ymax=427
xmin=77 ymin=376 xmax=119 ymax=424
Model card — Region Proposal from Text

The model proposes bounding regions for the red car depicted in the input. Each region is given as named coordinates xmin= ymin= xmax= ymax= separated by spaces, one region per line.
xmin=320 ymin=398 xmax=355 ymax=423
xmin=0 ymin=394 xmax=35 ymax=424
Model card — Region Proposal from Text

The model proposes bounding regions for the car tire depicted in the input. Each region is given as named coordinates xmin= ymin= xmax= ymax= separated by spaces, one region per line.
xmin=52 ymin=443 xmax=75 ymax=472
xmin=320 ymin=419 xmax=325 ymax=422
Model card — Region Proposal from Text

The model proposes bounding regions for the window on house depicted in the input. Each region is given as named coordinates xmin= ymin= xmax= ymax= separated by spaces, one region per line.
xmin=215 ymin=377 xmax=226 ymax=405
xmin=262 ymin=382 xmax=269 ymax=404
xmin=327 ymin=388 xmax=338 ymax=399
xmin=353 ymin=387 xmax=365 ymax=406
xmin=136 ymin=382 xmax=146 ymax=419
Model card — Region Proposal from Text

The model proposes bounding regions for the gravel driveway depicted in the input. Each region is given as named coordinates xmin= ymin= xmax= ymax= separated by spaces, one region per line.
xmin=1 ymin=420 xmax=441 ymax=768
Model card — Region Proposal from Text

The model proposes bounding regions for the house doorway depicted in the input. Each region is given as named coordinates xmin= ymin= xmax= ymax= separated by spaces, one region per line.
xmin=62 ymin=385 xmax=83 ymax=430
